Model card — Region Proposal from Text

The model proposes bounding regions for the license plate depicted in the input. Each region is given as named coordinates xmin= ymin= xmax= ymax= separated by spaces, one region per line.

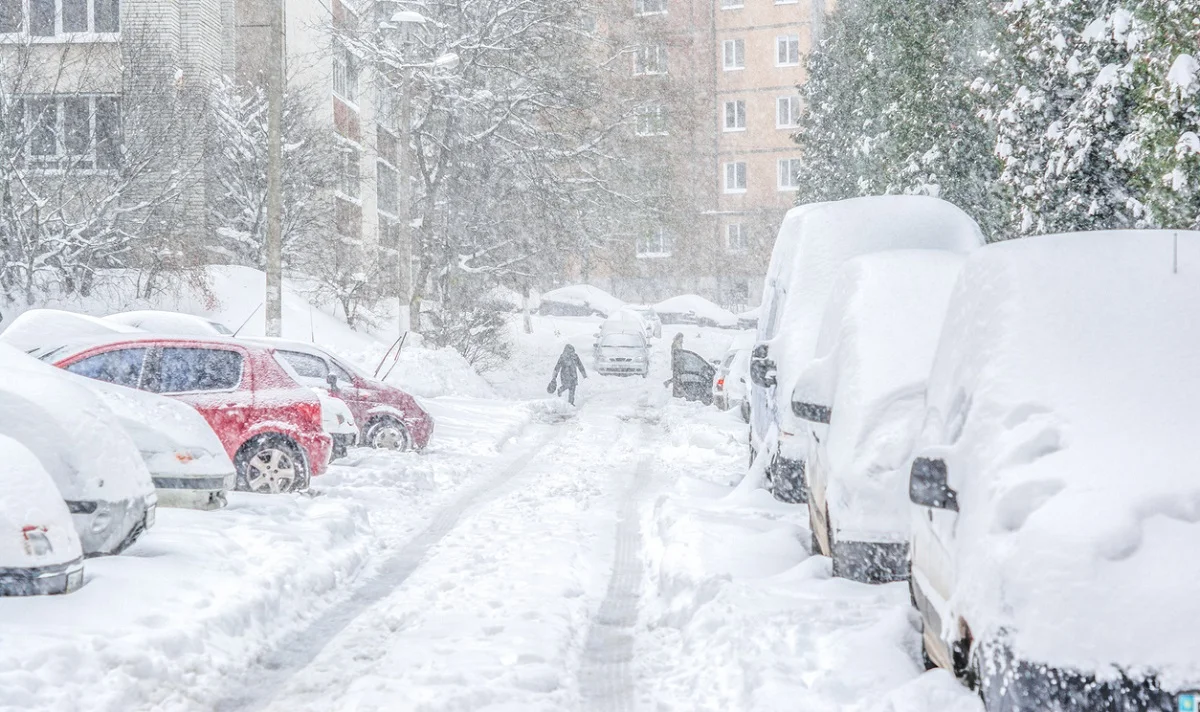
xmin=67 ymin=568 xmax=84 ymax=592
xmin=1180 ymin=693 xmax=1198 ymax=712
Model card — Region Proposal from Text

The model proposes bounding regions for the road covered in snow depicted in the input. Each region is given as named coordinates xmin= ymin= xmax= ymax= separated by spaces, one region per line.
xmin=0 ymin=320 xmax=982 ymax=712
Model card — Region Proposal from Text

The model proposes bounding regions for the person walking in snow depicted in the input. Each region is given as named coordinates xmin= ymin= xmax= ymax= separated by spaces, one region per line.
xmin=551 ymin=344 xmax=587 ymax=406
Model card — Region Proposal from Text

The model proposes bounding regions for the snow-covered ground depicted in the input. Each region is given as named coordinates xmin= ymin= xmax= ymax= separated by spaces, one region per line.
xmin=0 ymin=311 xmax=981 ymax=711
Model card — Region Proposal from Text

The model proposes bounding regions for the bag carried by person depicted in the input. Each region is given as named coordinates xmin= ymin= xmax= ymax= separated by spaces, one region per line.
xmin=547 ymin=377 xmax=557 ymax=394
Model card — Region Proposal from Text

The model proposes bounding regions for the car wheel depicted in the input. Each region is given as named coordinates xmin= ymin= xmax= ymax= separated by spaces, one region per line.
xmin=366 ymin=417 xmax=412 ymax=451
xmin=236 ymin=435 xmax=308 ymax=494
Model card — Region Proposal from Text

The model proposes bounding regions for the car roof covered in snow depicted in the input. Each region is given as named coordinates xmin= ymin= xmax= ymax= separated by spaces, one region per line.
xmin=916 ymin=229 xmax=1200 ymax=681
xmin=539 ymin=284 xmax=625 ymax=316
xmin=801 ymin=251 xmax=965 ymax=540
xmin=1 ymin=308 xmax=143 ymax=354
xmin=653 ymin=295 xmax=738 ymax=327
xmin=105 ymin=310 xmax=233 ymax=337
xmin=242 ymin=337 xmax=376 ymax=381
xmin=0 ymin=344 xmax=154 ymax=503
xmin=0 ymin=434 xmax=82 ymax=569
xmin=4 ymin=330 xmax=269 ymax=364
xmin=757 ymin=196 xmax=984 ymax=428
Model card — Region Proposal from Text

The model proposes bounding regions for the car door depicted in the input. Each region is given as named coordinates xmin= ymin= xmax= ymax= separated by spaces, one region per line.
xmin=144 ymin=346 xmax=250 ymax=453
xmin=673 ymin=349 xmax=715 ymax=402
xmin=909 ymin=410 xmax=961 ymax=659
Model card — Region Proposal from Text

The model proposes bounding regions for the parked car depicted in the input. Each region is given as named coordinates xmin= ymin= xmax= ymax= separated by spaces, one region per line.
xmin=82 ymin=379 xmax=236 ymax=510
xmin=538 ymin=285 xmax=624 ymax=317
xmin=626 ymin=306 xmax=663 ymax=338
xmin=244 ymin=338 xmax=433 ymax=452
xmin=4 ymin=308 xmax=137 ymax=347
xmin=795 ymin=251 xmax=964 ymax=583
xmin=594 ymin=331 xmax=650 ymax=377
xmin=671 ymin=348 xmax=716 ymax=404
xmin=310 ymin=386 xmax=358 ymax=460
xmin=712 ymin=343 xmax=751 ymax=421
xmin=749 ymin=196 xmax=984 ymax=504
xmin=0 ymin=434 xmax=85 ymax=595
xmin=10 ymin=334 xmax=332 ymax=494
xmin=654 ymin=294 xmax=739 ymax=328
xmin=0 ymin=345 xmax=156 ymax=556
xmin=907 ymin=230 xmax=1200 ymax=709
xmin=105 ymin=310 xmax=233 ymax=337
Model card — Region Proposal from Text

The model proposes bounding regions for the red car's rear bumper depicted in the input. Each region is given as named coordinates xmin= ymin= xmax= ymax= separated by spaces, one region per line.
xmin=297 ymin=430 xmax=333 ymax=476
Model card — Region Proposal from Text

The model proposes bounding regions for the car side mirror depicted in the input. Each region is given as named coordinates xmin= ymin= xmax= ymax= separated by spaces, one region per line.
xmin=792 ymin=401 xmax=831 ymax=424
xmin=749 ymin=344 xmax=776 ymax=388
xmin=326 ymin=373 xmax=339 ymax=391
xmin=909 ymin=457 xmax=958 ymax=512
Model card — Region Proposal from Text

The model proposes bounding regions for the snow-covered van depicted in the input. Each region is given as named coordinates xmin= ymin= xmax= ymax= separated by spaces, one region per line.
xmin=795 ymin=251 xmax=965 ymax=583
xmin=0 ymin=345 xmax=156 ymax=557
xmin=0 ymin=434 xmax=85 ymax=596
xmin=907 ymin=230 xmax=1200 ymax=709
xmin=749 ymin=196 xmax=984 ymax=503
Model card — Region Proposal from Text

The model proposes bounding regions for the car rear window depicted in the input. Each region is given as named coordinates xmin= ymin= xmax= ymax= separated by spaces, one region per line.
xmin=155 ymin=348 xmax=243 ymax=393
xmin=65 ymin=348 xmax=147 ymax=388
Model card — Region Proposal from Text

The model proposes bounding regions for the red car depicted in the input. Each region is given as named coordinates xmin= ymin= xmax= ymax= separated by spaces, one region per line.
xmin=244 ymin=338 xmax=433 ymax=451
xmin=32 ymin=336 xmax=331 ymax=494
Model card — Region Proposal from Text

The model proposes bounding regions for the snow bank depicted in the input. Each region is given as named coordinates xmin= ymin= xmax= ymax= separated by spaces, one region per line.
xmin=917 ymin=230 xmax=1200 ymax=684
xmin=653 ymin=294 xmax=739 ymax=328
xmin=375 ymin=344 xmax=497 ymax=400
xmin=1 ymin=309 xmax=137 ymax=352
xmin=538 ymin=284 xmax=624 ymax=317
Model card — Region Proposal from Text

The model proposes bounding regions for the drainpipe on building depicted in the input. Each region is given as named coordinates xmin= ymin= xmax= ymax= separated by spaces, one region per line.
xmin=264 ymin=0 xmax=285 ymax=337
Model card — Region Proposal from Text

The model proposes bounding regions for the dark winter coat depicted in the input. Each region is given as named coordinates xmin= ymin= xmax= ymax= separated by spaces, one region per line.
xmin=553 ymin=346 xmax=587 ymax=388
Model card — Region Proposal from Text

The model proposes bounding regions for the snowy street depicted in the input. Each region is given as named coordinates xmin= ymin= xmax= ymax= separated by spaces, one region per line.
xmin=0 ymin=323 xmax=980 ymax=712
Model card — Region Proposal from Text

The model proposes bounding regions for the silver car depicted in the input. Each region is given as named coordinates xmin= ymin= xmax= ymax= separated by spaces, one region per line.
xmin=594 ymin=332 xmax=649 ymax=377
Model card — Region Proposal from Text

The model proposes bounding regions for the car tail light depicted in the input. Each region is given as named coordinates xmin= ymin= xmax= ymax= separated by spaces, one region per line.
xmin=22 ymin=526 xmax=52 ymax=557
xmin=716 ymin=378 xmax=725 ymax=390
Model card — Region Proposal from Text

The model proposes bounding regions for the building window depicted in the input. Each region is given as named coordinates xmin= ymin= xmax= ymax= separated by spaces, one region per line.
xmin=777 ymin=95 xmax=801 ymax=128
xmin=633 ymin=0 xmax=665 ymax=16
xmin=778 ymin=157 xmax=802 ymax=190
xmin=776 ymin=34 xmax=800 ymax=66
xmin=377 ymin=161 xmax=399 ymax=215
xmin=722 ymin=39 xmax=744 ymax=71
xmin=724 ymin=161 xmax=747 ymax=193
xmin=637 ymin=227 xmax=670 ymax=258
xmin=635 ymin=105 xmax=667 ymax=136
xmin=634 ymin=45 xmax=667 ymax=75
xmin=379 ymin=215 xmax=400 ymax=252
xmin=337 ymin=145 xmax=361 ymax=199
xmin=335 ymin=197 xmax=362 ymax=238
xmin=333 ymin=44 xmax=359 ymax=104
xmin=377 ymin=127 xmax=398 ymax=165
xmin=16 ymin=95 xmax=119 ymax=170
xmin=723 ymin=100 xmax=746 ymax=131
xmin=1 ymin=0 xmax=119 ymax=36
xmin=726 ymin=223 xmax=748 ymax=252
xmin=720 ymin=0 xmax=743 ymax=8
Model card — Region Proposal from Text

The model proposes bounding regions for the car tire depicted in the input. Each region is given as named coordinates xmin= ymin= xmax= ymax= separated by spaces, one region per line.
xmin=365 ymin=417 xmax=413 ymax=451
xmin=235 ymin=435 xmax=309 ymax=494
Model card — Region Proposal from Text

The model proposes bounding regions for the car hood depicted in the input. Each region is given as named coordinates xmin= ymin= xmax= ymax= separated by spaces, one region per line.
xmin=0 ymin=434 xmax=83 ymax=568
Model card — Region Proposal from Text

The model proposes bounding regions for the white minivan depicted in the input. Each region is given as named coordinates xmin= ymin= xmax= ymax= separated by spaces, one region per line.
xmin=907 ymin=231 xmax=1200 ymax=709
xmin=795 ymin=250 xmax=964 ymax=583
xmin=749 ymin=196 xmax=984 ymax=503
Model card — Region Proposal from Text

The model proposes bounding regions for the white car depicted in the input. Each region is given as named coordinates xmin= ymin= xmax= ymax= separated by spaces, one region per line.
xmin=0 ymin=344 xmax=156 ymax=556
xmin=81 ymin=380 xmax=236 ymax=510
xmin=311 ymin=387 xmax=358 ymax=460
xmin=793 ymin=251 xmax=964 ymax=583
xmin=3 ymin=308 xmax=138 ymax=352
xmin=0 ymin=434 xmax=85 ymax=595
xmin=748 ymin=195 xmax=984 ymax=504
xmin=907 ymin=231 xmax=1200 ymax=708
xmin=626 ymin=306 xmax=663 ymax=338
xmin=105 ymin=310 xmax=233 ymax=337
xmin=712 ymin=346 xmax=751 ymax=421
xmin=594 ymin=332 xmax=649 ymax=377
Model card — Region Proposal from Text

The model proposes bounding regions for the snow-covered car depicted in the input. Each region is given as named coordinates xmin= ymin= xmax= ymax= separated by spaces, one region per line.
xmin=0 ymin=344 xmax=156 ymax=557
xmin=3 ymin=308 xmax=139 ymax=350
xmin=311 ymin=387 xmax=358 ymax=460
xmin=594 ymin=332 xmax=649 ymax=377
xmin=105 ymin=310 xmax=233 ymax=337
xmin=538 ymin=284 xmax=625 ymax=317
xmin=654 ymin=294 xmax=738 ymax=328
xmin=712 ymin=343 xmax=751 ymax=421
xmin=625 ymin=305 xmax=663 ymax=338
xmin=795 ymin=251 xmax=964 ymax=583
xmin=81 ymin=379 xmax=236 ymax=510
xmin=246 ymin=338 xmax=433 ymax=452
xmin=907 ymin=230 xmax=1200 ymax=709
xmin=0 ymin=434 xmax=85 ymax=596
xmin=749 ymin=196 xmax=984 ymax=504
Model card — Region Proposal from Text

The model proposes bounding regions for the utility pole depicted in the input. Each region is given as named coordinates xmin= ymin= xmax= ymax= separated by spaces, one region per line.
xmin=265 ymin=0 xmax=285 ymax=337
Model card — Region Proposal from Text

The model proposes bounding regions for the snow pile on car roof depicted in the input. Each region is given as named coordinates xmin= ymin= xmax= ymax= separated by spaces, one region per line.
xmin=654 ymin=294 xmax=738 ymax=327
xmin=1 ymin=308 xmax=141 ymax=353
xmin=921 ymin=230 xmax=1200 ymax=683
xmin=807 ymin=251 xmax=964 ymax=541
xmin=105 ymin=310 xmax=231 ymax=337
xmin=539 ymin=284 xmax=624 ymax=316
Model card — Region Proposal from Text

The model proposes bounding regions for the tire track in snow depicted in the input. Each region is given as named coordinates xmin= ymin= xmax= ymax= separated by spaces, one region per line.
xmin=214 ymin=425 xmax=563 ymax=712
xmin=579 ymin=447 xmax=654 ymax=712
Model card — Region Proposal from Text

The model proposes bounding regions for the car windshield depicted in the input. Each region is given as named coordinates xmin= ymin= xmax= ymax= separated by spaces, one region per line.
xmin=601 ymin=334 xmax=644 ymax=348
